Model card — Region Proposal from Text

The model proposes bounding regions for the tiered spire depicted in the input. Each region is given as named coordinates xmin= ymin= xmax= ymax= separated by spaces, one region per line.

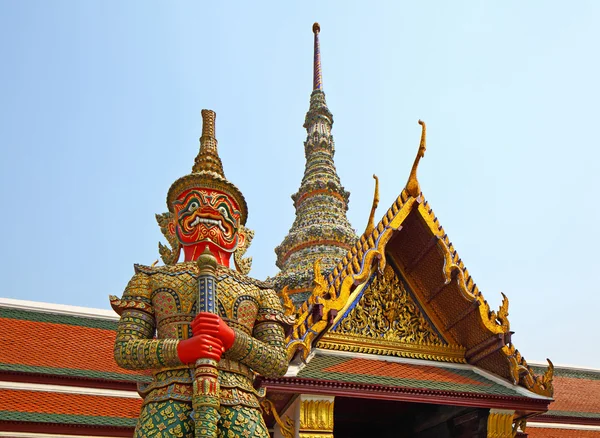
xmin=274 ymin=23 xmax=357 ymax=305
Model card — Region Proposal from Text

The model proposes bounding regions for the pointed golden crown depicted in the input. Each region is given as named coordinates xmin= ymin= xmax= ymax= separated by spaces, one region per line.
xmin=166 ymin=110 xmax=248 ymax=224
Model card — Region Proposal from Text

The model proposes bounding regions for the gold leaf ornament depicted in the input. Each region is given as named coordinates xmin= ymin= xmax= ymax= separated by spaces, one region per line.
xmin=334 ymin=265 xmax=444 ymax=346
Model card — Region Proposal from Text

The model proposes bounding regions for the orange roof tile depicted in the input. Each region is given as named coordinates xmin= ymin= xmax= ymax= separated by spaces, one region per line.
xmin=551 ymin=375 xmax=600 ymax=415
xmin=0 ymin=317 xmax=146 ymax=378
xmin=322 ymin=358 xmax=487 ymax=386
xmin=0 ymin=389 xmax=141 ymax=418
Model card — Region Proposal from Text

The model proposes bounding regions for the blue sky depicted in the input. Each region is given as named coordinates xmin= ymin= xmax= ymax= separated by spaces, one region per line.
xmin=1 ymin=1 xmax=599 ymax=367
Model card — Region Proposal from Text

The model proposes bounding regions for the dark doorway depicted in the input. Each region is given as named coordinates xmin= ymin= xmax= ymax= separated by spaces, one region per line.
xmin=333 ymin=397 xmax=488 ymax=438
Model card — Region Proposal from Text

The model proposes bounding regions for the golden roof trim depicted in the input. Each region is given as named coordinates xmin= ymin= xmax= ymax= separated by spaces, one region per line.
xmin=317 ymin=333 xmax=466 ymax=364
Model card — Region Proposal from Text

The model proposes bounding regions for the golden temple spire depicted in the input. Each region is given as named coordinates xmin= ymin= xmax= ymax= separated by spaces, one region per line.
xmin=313 ymin=22 xmax=323 ymax=91
xmin=274 ymin=23 xmax=357 ymax=304
xmin=406 ymin=120 xmax=427 ymax=197
xmin=192 ymin=109 xmax=225 ymax=177
xmin=364 ymin=175 xmax=380 ymax=236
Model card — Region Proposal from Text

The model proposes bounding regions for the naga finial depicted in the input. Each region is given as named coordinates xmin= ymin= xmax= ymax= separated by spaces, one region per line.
xmin=313 ymin=22 xmax=323 ymax=90
xmin=406 ymin=120 xmax=427 ymax=197
xmin=364 ymin=175 xmax=380 ymax=236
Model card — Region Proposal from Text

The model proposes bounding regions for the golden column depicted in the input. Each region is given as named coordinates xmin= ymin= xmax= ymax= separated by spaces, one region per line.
xmin=298 ymin=395 xmax=334 ymax=438
xmin=487 ymin=409 xmax=516 ymax=438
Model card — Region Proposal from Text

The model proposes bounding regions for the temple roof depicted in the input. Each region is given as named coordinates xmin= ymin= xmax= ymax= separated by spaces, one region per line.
xmin=1 ymin=299 xmax=599 ymax=435
xmin=0 ymin=302 xmax=149 ymax=385
xmin=287 ymin=350 xmax=550 ymax=405
xmin=0 ymin=386 xmax=140 ymax=431
xmin=526 ymin=363 xmax=600 ymax=436
xmin=0 ymin=299 xmax=144 ymax=436
xmin=283 ymin=122 xmax=554 ymax=402
xmin=273 ymin=24 xmax=357 ymax=304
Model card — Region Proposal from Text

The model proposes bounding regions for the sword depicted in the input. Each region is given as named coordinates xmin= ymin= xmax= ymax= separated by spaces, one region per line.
xmin=193 ymin=246 xmax=220 ymax=437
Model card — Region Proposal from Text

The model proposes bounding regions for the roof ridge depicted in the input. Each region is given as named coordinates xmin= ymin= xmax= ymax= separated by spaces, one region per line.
xmin=528 ymin=361 xmax=600 ymax=373
xmin=0 ymin=298 xmax=117 ymax=320
xmin=0 ymin=381 xmax=140 ymax=398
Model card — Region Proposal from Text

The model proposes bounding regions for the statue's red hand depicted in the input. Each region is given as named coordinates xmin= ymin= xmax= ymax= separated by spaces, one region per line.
xmin=177 ymin=334 xmax=223 ymax=363
xmin=191 ymin=312 xmax=236 ymax=351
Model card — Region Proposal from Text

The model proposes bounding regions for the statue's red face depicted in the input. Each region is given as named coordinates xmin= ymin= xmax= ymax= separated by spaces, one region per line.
xmin=172 ymin=188 xmax=241 ymax=262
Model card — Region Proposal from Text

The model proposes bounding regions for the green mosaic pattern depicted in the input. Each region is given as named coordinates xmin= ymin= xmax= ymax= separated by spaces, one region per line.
xmin=297 ymin=355 xmax=524 ymax=397
xmin=0 ymin=410 xmax=137 ymax=427
xmin=0 ymin=307 xmax=118 ymax=330
xmin=544 ymin=410 xmax=600 ymax=419
xmin=0 ymin=362 xmax=151 ymax=383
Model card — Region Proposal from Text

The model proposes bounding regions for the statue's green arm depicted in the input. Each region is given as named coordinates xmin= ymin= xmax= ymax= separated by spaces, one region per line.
xmin=224 ymin=288 xmax=289 ymax=378
xmin=110 ymin=272 xmax=182 ymax=370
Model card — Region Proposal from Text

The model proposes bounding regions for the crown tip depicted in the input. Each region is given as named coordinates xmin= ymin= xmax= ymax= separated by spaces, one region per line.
xmin=201 ymin=109 xmax=216 ymax=138
xmin=313 ymin=22 xmax=320 ymax=34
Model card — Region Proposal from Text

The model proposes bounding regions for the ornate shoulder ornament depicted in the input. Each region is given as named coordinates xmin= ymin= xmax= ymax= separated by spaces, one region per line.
xmin=234 ymin=225 xmax=254 ymax=275
xmin=156 ymin=212 xmax=180 ymax=265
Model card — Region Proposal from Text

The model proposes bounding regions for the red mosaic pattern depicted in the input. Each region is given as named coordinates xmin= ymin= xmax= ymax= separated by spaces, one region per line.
xmin=527 ymin=429 xmax=600 ymax=437
xmin=0 ymin=317 xmax=147 ymax=377
xmin=0 ymin=389 xmax=142 ymax=418
xmin=322 ymin=358 xmax=487 ymax=386
xmin=552 ymin=376 xmax=600 ymax=414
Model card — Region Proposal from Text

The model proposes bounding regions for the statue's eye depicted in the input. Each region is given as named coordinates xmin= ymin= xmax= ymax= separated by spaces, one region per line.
xmin=218 ymin=206 xmax=227 ymax=216
xmin=188 ymin=201 xmax=199 ymax=212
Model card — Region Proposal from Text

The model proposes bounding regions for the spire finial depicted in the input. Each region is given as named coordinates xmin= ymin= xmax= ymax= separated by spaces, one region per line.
xmin=192 ymin=109 xmax=225 ymax=176
xmin=201 ymin=109 xmax=216 ymax=139
xmin=406 ymin=120 xmax=427 ymax=197
xmin=313 ymin=22 xmax=323 ymax=91
xmin=364 ymin=175 xmax=380 ymax=236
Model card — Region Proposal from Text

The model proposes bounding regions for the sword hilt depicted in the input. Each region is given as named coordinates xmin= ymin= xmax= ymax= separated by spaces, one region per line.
xmin=197 ymin=246 xmax=218 ymax=314
xmin=194 ymin=246 xmax=220 ymax=438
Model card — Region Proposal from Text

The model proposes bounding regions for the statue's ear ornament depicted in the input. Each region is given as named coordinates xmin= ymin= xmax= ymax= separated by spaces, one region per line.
xmin=156 ymin=212 xmax=181 ymax=265
xmin=234 ymin=225 xmax=254 ymax=275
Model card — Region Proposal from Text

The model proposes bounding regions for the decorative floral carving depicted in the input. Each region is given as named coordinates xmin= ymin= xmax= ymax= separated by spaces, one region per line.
xmin=333 ymin=265 xmax=444 ymax=346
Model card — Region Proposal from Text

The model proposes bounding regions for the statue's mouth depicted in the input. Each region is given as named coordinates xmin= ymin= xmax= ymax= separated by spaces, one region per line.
xmin=190 ymin=216 xmax=226 ymax=233
xmin=183 ymin=208 xmax=234 ymax=237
